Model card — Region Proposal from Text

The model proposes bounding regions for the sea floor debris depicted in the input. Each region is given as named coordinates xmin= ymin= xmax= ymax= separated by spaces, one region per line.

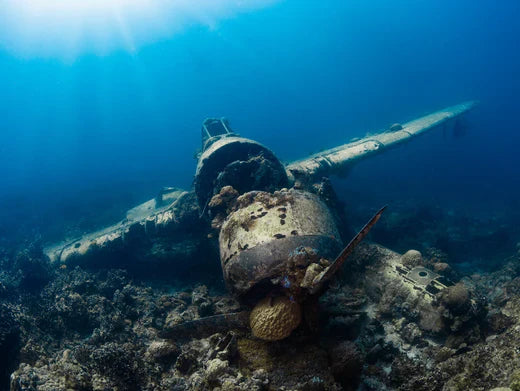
xmin=2 ymin=228 xmax=520 ymax=390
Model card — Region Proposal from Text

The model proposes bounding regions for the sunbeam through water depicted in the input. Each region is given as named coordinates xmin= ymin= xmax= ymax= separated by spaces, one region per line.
xmin=0 ymin=0 xmax=280 ymax=59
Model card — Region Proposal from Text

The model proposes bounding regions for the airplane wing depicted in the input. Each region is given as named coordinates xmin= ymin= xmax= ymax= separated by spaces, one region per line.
xmin=285 ymin=101 xmax=477 ymax=182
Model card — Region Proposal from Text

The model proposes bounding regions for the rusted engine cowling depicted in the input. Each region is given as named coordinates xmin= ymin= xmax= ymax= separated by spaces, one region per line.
xmin=219 ymin=188 xmax=342 ymax=300
xmin=194 ymin=136 xmax=289 ymax=210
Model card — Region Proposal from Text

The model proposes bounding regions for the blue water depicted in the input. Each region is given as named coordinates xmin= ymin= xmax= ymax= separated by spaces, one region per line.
xmin=0 ymin=0 xmax=519 ymax=246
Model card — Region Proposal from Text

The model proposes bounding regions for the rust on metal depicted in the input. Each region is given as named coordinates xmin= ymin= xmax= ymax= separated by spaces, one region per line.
xmin=311 ymin=205 xmax=387 ymax=293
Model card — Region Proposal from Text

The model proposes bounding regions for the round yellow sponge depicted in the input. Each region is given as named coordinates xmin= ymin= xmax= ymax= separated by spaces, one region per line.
xmin=249 ymin=296 xmax=302 ymax=341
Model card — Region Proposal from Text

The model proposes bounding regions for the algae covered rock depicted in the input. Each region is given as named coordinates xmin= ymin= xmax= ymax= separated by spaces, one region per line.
xmin=329 ymin=341 xmax=363 ymax=389
xmin=301 ymin=263 xmax=325 ymax=289
xmin=205 ymin=358 xmax=229 ymax=382
xmin=237 ymin=337 xmax=340 ymax=390
xmin=146 ymin=340 xmax=180 ymax=363
xmin=249 ymin=296 xmax=302 ymax=341
xmin=0 ymin=304 xmax=20 ymax=389
xmin=401 ymin=249 xmax=423 ymax=268
xmin=511 ymin=369 xmax=520 ymax=391
xmin=440 ymin=282 xmax=471 ymax=315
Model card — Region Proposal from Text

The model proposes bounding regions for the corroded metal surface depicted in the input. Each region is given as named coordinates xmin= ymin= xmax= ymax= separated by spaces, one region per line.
xmin=224 ymin=235 xmax=341 ymax=296
xmin=310 ymin=205 xmax=386 ymax=294
xmin=395 ymin=265 xmax=451 ymax=298
xmin=219 ymin=189 xmax=342 ymax=295
xmin=44 ymin=189 xmax=191 ymax=264
xmin=286 ymin=101 xmax=477 ymax=182
xmin=194 ymin=136 xmax=288 ymax=209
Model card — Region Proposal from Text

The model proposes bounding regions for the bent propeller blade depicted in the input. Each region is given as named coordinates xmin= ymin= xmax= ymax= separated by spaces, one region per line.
xmin=160 ymin=311 xmax=250 ymax=340
xmin=310 ymin=205 xmax=387 ymax=293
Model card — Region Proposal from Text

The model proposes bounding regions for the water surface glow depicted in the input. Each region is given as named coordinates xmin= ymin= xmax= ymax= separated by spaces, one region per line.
xmin=0 ymin=0 xmax=279 ymax=59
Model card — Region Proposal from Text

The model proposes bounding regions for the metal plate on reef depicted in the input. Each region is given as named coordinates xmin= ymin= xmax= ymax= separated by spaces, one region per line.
xmin=406 ymin=267 xmax=440 ymax=287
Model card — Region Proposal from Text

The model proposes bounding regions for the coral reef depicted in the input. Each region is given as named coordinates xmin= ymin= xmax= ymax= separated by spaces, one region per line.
xmin=0 ymin=304 xmax=19 ymax=389
xmin=2 ymin=237 xmax=520 ymax=391
xmin=3 ymin=194 xmax=520 ymax=391
xmin=401 ymin=249 xmax=423 ymax=268
xmin=249 ymin=296 xmax=302 ymax=341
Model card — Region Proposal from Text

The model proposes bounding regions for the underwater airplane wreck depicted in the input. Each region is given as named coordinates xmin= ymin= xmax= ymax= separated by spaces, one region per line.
xmin=44 ymin=101 xmax=477 ymax=342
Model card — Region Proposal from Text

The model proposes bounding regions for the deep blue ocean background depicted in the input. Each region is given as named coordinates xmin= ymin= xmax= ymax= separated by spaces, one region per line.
xmin=0 ymin=0 xmax=519 ymax=261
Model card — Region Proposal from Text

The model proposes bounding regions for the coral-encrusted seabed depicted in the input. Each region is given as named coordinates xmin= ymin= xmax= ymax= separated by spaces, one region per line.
xmin=2 ymin=192 xmax=520 ymax=391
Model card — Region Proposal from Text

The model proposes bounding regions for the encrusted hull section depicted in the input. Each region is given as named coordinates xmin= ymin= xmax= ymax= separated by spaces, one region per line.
xmin=43 ymin=190 xmax=215 ymax=279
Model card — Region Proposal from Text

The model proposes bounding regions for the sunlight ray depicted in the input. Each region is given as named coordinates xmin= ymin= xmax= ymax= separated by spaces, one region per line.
xmin=0 ymin=0 xmax=281 ymax=59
